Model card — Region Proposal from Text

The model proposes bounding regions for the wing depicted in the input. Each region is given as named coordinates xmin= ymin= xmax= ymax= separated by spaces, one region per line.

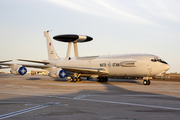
xmin=16 ymin=59 xmax=108 ymax=75
xmin=59 ymin=66 xmax=109 ymax=75
xmin=17 ymin=59 xmax=50 ymax=65
xmin=21 ymin=64 xmax=53 ymax=68
xmin=0 ymin=63 xmax=52 ymax=69
xmin=0 ymin=63 xmax=108 ymax=75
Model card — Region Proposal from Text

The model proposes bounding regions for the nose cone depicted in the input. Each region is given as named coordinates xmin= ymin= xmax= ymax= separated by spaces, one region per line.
xmin=156 ymin=64 xmax=170 ymax=76
xmin=165 ymin=64 xmax=170 ymax=71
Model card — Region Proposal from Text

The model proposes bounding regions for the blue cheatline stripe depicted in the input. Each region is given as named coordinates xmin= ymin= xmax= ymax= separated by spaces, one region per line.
xmin=0 ymin=102 xmax=59 ymax=120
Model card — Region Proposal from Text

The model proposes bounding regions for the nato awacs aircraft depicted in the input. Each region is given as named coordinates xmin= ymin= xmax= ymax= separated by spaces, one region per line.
xmin=0 ymin=31 xmax=170 ymax=85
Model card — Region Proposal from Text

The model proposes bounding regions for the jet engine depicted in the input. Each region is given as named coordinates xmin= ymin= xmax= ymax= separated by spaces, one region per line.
xmin=48 ymin=67 xmax=67 ymax=78
xmin=10 ymin=65 xmax=27 ymax=75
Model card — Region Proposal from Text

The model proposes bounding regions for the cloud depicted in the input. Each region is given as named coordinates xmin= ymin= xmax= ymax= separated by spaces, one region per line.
xmin=46 ymin=0 xmax=104 ymax=16
xmin=94 ymin=0 xmax=157 ymax=25
xmin=136 ymin=0 xmax=180 ymax=24
xmin=46 ymin=0 xmax=158 ymax=26
xmin=45 ymin=0 xmax=180 ymax=26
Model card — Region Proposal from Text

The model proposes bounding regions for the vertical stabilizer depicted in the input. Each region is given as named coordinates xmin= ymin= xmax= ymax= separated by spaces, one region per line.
xmin=44 ymin=31 xmax=59 ymax=60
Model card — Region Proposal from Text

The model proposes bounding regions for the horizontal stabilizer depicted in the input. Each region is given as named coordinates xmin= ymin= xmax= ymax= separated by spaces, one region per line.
xmin=20 ymin=64 xmax=52 ymax=69
xmin=17 ymin=59 xmax=50 ymax=65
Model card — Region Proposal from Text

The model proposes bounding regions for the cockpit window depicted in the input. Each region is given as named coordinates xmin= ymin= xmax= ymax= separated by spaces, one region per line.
xmin=151 ymin=58 xmax=168 ymax=64
xmin=151 ymin=59 xmax=156 ymax=62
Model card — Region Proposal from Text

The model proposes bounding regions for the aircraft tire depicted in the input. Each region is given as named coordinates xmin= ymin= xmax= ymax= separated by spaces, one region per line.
xmin=147 ymin=80 xmax=151 ymax=85
xmin=97 ymin=77 xmax=100 ymax=82
xmin=100 ymin=77 xmax=104 ymax=82
xmin=143 ymin=80 xmax=148 ymax=85
xmin=70 ymin=77 xmax=74 ymax=82
xmin=74 ymin=78 xmax=77 ymax=82
xmin=97 ymin=77 xmax=107 ymax=82
xmin=77 ymin=77 xmax=82 ymax=82
xmin=104 ymin=77 xmax=108 ymax=82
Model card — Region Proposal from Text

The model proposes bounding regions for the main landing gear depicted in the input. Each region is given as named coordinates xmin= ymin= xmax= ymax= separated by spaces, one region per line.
xmin=143 ymin=77 xmax=151 ymax=85
xmin=70 ymin=73 xmax=82 ymax=82
xmin=70 ymin=77 xmax=82 ymax=82
xmin=97 ymin=77 xmax=108 ymax=82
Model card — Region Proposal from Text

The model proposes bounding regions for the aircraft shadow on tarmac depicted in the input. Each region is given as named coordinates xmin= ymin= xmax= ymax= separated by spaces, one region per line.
xmin=25 ymin=75 xmax=142 ymax=85
xmin=1 ymin=78 xmax=180 ymax=120
xmin=26 ymin=77 xmax=68 ymax=81
xmin=2 ymin=80 xmax=180 ymax=101
xmin=87 ymin=78 xmax=143 ymax=85
xmin=21 ymin=76 xmax=179 ymax=102
xmin=26 ymin=78 xmax=41 ymax=80
xmin=26 ymin=77 xmax=67 ymax=81
xmin=54 ymin=78 xmax=69 ymax=82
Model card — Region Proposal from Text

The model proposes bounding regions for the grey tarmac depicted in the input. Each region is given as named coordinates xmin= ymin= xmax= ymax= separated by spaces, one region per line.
xmin=0 ymin=74 xmax=180 ymax=120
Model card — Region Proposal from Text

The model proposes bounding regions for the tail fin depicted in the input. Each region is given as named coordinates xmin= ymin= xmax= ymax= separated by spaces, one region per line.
xmin=44 ymin=31 xmax=59 ymax=60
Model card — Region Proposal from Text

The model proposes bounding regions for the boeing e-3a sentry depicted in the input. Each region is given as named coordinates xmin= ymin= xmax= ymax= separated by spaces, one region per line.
xmin=0 ymin=31 xmax=170 ymax=85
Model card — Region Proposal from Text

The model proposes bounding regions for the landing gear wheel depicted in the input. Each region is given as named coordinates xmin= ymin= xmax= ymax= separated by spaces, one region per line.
xmin=143 ymin=80 xmax=148 ymax=85
xmin=77 ymin=77 xmax=82 ymax=82
xmin=147 ymin=80 xmax=150 ymax=85
xmin=100 ymin=78 xmax=104 ymax=82
xmin=97 ymin=77 xmax=108 ymax=82
xmin=70 ymin=77 xmax=74 ymax=82
xmin=104 ymin=77 xmax=108 ymax=82
xmin=97 ymin=77 xmax=100 ymax=82
xmin=74 ymin=78 xmax=77 ymax=82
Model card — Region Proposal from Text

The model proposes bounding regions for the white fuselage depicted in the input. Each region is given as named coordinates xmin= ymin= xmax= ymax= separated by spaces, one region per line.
xmin=46 ymin=54 xmax=170 ymax=78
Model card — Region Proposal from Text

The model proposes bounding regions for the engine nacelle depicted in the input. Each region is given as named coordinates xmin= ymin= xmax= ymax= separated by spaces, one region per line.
xmin=48 ymin=67 xmax=67 ymax=78
xmin=10 ymin=65 xmax=27 ymax=75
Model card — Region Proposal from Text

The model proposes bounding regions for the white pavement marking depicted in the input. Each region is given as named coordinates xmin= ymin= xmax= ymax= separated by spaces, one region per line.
xmin=0 ymin=102 xmax=59 ymax=120
xmin=0 ymin=102 xmax=31 ymax=104
xmin=73 ymin=95 xmax=89 ymax=99
xmin=91 ymin=95 xmax=167 ymax=97
xmin=0 ymin=92 xmax=68 ymax=99
xmin=78 ymin=98 xmax=180 ymax=111
xmin=1 ymin=92 xmax=180 ymax=111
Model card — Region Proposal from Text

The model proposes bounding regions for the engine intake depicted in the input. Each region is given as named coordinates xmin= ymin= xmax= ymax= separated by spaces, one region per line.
xmin=10 ymin=65 xmax=27 ymax=75
xmin=48 ymin=67 xmax=67 ymax=78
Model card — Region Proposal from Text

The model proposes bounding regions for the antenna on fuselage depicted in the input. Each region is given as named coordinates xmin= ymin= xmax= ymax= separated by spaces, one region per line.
xmin=53 ymin=34 xmax=93 ymax=60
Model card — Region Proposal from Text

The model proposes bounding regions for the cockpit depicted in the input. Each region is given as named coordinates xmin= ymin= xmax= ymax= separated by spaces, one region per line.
xmin=151 ymin=58 xmax=168 ymax=64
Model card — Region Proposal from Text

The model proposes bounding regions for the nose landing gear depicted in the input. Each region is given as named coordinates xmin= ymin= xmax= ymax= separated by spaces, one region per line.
xmin=143 ymin=80 xmax=150 ymax=85
xmin=143 ymin=77 xmax=151 ymax=85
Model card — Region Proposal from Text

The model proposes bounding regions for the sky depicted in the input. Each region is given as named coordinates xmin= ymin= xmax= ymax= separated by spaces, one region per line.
xmin=0 ymin=0 xmax=180 ymax=73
